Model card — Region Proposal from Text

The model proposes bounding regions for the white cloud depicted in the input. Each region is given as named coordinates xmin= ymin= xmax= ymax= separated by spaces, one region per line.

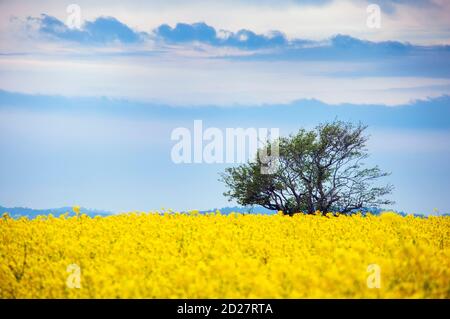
xmin=1 ymin=0 xmax=449 ymax=107
xmin=1 ymin=54 xmax=450 ymax=106
xmin=1 ymin=0 xmax=450 ymax=45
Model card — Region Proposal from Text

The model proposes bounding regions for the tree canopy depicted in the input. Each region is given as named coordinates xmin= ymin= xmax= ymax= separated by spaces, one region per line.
xmin=220 ymin=121 xmax=393 ymax=215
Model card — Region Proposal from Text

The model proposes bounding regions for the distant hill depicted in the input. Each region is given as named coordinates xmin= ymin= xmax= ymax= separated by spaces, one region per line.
xmin=201 ymin=206 xmax=426 ymax=216
xmin=0 ymin=206 xmax=111 ymax=219
xmin=200 ymin=206 xmax=276 ymax=215
xmin=1 ymin=205 xmax=428 ymax=218
xmin=0 ymin=204 xmax=275 ymax=218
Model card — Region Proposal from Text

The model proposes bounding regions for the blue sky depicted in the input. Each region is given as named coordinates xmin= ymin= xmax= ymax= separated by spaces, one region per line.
xmin=0 ymin=0 xmax=449 ymax=214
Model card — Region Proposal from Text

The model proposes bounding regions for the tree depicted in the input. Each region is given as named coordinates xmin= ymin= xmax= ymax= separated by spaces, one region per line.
xmin=220 ymin=121 xmax=393 ymax=215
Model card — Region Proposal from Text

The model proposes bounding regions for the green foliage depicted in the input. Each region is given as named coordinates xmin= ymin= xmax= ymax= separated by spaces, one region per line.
xmin=220 ymin=121 xmax=393 ymax=215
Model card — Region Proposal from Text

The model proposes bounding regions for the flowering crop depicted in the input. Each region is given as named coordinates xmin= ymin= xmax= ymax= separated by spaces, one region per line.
xmin=0 ymin=211 xmax=449 ymax=298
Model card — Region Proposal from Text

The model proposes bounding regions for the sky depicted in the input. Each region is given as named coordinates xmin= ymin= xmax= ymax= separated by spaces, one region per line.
xmin=0 ymin=0 xmax=449 ymax=214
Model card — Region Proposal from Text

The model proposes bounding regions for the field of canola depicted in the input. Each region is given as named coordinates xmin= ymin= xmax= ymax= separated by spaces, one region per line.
xmin=1 ymin=210 xmax=449 ymax=298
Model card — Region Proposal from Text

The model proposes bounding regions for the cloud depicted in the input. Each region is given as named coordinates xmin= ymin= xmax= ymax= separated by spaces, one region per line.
xmin=151 ymin=22 xmax=450 ymax=76
xmin=227 ymin=33 xmax=450 ymax=65
xmin=154 ymin=22 xmax=289 ymax=49
xmin=153 ymin=22 xmax=450 ymax=61
xmin=19 ymin=14 xmax=450 ymax=59
xmin=2 ymin=51 xmax=450 ymax=106
xmin=83 ymin=16 xmax=146 ymax=44
xmin=27 ymin=15 xmax=294 ymax=50
xmin=1 ymin=89 xmax=450 ymax=130
xmin=30 ymin=14 xmax=147 ymax=45
xmin=3 ymin=0 xmax=450 ymax=47
xmin=155 ymin=22 xmax=217 ymax=44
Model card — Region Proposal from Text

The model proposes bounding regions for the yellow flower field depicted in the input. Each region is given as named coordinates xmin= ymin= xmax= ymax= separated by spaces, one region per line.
xmin=0 ymin=211 xmax=449 ymax=298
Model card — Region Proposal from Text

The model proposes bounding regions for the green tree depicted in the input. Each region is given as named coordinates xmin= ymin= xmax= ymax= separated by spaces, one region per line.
xmin=220 ymin=121 xmax=393 ymax=215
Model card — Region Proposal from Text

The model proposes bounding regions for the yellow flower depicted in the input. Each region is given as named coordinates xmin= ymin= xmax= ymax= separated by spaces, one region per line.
xmin=73 ymin=206 xmax=80 ymax=216
xmin=0 ymin=210 xmax=448 ymax=298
